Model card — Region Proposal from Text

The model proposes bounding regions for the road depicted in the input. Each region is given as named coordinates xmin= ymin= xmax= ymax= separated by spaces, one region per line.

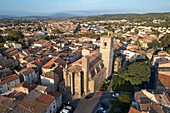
xmin=74 ymin=92 xmax=114 ymax=113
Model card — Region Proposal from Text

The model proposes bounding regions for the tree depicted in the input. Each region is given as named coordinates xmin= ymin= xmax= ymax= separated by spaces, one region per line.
xmin=117 ymin=94 xmax=131 ymax=104
xmin=147 ymin=39 xmax=161 ymax=49
xmin=8 ymin=30 xmax=24 ymax=41
xmin=151 ymin=29 xmax=160 ymax=37
xmin=118 ymin=62 xmax=150 ymax=85
xmin=167 ymin=48 xmax=170 ymax=55
xmin=113 ymin=75 xmax=125 ymax=90
xmin=18 ymin=38 xmax=25 ymax=46
xmin=52 ymin=29 xmax=62 ymax=35
xmin=106 ymin=26 xmax=115 ymax=32
xmin=160 ymin=33 xmax=170 ymax=47
xmin=134 ymin=28 xmax=139 ymax=34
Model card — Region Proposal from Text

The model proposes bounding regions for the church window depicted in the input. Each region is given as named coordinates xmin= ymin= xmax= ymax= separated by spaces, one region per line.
xmin=104 ymin=42 xmax=107 ymax=46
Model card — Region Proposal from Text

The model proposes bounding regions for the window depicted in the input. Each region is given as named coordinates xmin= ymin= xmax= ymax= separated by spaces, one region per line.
xmin=104 ymin=42 xmax=107 ymax=46
xmin=7 ymin=82 xmax=10 ymax=85
xmin=53 ymin=105 xmax=55 ymax=109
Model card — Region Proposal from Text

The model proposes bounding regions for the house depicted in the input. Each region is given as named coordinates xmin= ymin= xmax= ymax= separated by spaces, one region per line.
xmin=19 ymin=67 xmax=38 ymax=83
xmin=156 ymin=60 xmax=170 ymax=93
xmin=41 ymin=72 xmax=60 ymax=91
xmin=0 ymin=74 xmax=20 ymax=94
xmin=0 ymin=96 xmax=15 ymax=113
xmin=33 ymin=39 xmax=49 ymax=48
xmin=0 ymin=58 xmax=14 ymax=69
xmin=42 ymin=56 xmax=59 ymax=73
xmin=4 ymin=41 xmax=22 ymax=50
xmin=12 ymin=81 xmax=37 ymax=94
xmin=12 ymin=89 xmax=62 ymax=113
xmin=152 ymin=51 xmax=170 ymax=66
xmin=35 ymin=85 xmax=48 ymax=94
xmin=134 ymin=90 xmax=170 ymax=113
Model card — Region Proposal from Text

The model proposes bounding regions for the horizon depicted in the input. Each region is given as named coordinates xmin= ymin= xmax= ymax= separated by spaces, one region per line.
xmin=1 ymin=0 xmax=170 ymax=16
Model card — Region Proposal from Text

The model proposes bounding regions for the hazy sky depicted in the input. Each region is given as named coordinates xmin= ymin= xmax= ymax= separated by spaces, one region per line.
xmin=1 ymin=0 xmax=170 ymax=14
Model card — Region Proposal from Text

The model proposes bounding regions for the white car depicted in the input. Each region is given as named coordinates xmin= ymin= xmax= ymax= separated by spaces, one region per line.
xmin=60 ymin=108 xmax=70 ymax=113
xmin=112 ymin=93 xmax=119 ymax=97
xmin=98 ymin=107 xmax=107 ymax=113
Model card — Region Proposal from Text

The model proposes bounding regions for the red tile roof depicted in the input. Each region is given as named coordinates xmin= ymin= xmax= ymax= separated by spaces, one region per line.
xmin=158 ymin=73 xmax=170 ymax=88
xmin=37 ymin=93 xmax=55 ymax=105
xmin=42 ymin=56 xmax=59 ymax=68
xmin=12 ymin=81 xmax=37 ymax=92
xmin=0 ymin=74 xmax=19 ymax=85
xmin=128 ymin=107 xmax=141 ymax=113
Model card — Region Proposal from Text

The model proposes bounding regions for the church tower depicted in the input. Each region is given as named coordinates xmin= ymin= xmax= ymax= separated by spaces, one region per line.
xmin=100 ymin=32 xmax=114 ymax=78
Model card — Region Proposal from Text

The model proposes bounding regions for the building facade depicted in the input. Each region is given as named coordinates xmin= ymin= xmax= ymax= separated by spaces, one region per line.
xmin=63 ymin=33 xmax=114 ymax=98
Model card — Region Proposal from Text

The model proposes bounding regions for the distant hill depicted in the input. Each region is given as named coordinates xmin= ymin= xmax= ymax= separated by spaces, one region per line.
xmin=86 ymin=12 xmax=170 ymax=20
xmin=0 ymin=12 xmax=77 ymax=19
xmin=0 ymin=12 xmax=170 ymax=19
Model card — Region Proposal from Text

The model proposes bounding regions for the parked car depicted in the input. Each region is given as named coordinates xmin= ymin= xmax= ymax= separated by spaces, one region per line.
xmin=98 ymin=91 xmax=105 ymax=95
xmin=112 ymin=92 xmax=119 ymax=97
xmin=97 ymin=107 xmax=107 ymax=113
xmin=64 ymin=105 xmax=73 ymax=111
xmin=60 ymin=105 xmax=73 ymax=113
xmin=60 ymin=108 xmax=70 ymax=113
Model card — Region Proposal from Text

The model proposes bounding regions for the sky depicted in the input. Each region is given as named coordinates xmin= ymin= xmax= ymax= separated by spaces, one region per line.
xmin=0 ymin=0 xmax=170 ymax=15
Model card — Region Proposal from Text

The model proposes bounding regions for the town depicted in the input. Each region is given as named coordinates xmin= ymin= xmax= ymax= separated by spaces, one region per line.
xmin=0 ymin=13 xmax=170 ymax=113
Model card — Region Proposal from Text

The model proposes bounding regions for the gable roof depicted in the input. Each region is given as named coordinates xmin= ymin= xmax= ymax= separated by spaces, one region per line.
xmin=0 ymin=74 xmax=19 ymax=85
xmin=42 ymin=56 xmax=59 ymax=68
xmin=158 ymin=73 xmax=170 ymax=88
xmin=20 ymin=68 xmax=35 ymax=76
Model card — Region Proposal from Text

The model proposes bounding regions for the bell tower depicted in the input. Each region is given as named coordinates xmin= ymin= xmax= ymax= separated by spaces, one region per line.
xmin=100 ymin=32 xmax=114 ymax=78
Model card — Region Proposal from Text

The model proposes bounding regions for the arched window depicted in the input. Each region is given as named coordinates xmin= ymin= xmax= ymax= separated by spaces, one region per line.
xmin=104 ymin=42 xmax=107 ymax=46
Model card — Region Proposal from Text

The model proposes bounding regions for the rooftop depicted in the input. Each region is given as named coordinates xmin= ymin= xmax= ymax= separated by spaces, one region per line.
xmin=42 ymin=56 xmax=59 ymax=68
xmin=0 ymin=74 xmax=19 ymax=85
xmin=158 ymin=73 xmax=170 ymax=88
xmin=0 ymin=96 xmax=15 ymax=113
xmin=12 ymin=81 xmax=37 ymax=92
xmin=20 ymin=67 xmax=35 ymax=76
xmin=41 ymin=72 xmax=59 ymax=79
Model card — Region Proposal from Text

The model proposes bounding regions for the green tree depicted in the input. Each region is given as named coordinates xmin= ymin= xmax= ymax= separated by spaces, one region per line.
xmin=147 ymin=39 xmax=161 ymax=49
xmin=117 ymin=94 xmax=131 ymax=104
xmin=18 ymin=38 xmax=25 ymax=46
xmin=151 ymin=29 xmax=160 ymax=37
xmin=134 ymin=28 xmax=139 ymax=34
xmin=52 ymin=29 xmax=62 ymax=35
xmin=160 ymin=33 xmax=170 ymax=47
xmin=167 ymin=48 xmax=170 ymax=55
xmin=106 ymin=26 xmax=115 ymax=32
xmin=118 ymin=62 xmax=150 ymax=85
xmin=8 ymin=30 xmax=24 ymax=41
xmin=113 ymin=75 xmax=125 ymax=90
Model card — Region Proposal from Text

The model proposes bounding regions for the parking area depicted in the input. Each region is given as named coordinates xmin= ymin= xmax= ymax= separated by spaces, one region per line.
xmin=73 ymin=91 xmax=118 ymax=113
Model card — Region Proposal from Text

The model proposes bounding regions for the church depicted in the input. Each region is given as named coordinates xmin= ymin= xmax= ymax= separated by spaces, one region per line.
xmin=63 ymin=32 xmax=114 ymax=98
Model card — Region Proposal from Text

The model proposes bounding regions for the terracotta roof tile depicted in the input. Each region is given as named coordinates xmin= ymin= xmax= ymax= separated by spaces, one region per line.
xmin=42 ymin=56 xmax=59 ymax=68
xmin=0 ymin=74 xmax=19 ymax=85
xmin=12 ymin=81 xmax=37 ymax=92
xmin=20 ymin=68 xmax=35 ymax=76
xmin=158 ymin=73 xmax=170 ymax=88
xmin=128 ymin=107 xmax=141 ymax=113
xmin=37 ymin=93 xmax=55 ymax=105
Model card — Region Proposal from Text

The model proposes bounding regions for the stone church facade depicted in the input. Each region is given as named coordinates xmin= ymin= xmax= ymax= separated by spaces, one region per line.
xmin=63 ymin=32 xmax=114 ymax=98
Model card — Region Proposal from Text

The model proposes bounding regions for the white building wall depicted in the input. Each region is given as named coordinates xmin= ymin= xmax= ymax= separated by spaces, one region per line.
xmin=0 ymin=79 xmax=20 ymax=94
